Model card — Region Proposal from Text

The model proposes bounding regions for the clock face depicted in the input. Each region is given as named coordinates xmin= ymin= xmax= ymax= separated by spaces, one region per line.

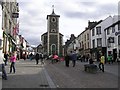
xmin=51 ymin=17 xmax=56 ymax=22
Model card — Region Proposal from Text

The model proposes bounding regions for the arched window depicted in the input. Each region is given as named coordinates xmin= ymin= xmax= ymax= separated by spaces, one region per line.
xmin=51 ymin=44 xmax=56 ymax=54
xmin=51 ymin=29 xmax=56 ymax=33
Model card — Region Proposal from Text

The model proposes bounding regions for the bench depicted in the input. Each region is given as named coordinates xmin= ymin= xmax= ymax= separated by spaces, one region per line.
xmin=84 ymin=64 xmax=98 ymax=73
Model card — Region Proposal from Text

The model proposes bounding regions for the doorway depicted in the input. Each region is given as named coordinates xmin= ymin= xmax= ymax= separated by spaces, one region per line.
xmin=113 ymin=49 xmax=117 ymax=62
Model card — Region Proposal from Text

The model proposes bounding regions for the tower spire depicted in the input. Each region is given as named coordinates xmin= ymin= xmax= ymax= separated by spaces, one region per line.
xmin=52 ymin=5 xmax=55 ymax=14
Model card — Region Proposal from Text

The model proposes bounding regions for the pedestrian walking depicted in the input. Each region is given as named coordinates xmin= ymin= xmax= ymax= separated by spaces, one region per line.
xmin=65 ymin=53 xmax=70 ymax=67
xmin=23 ymin=52 xmax=27 ymax=60
xmin=29 ymin=53 xmax=33 ymax=61
xmin=9 ymin=52 xmax=17 ymax=73
xmin=40 ymin=53 xmax=44 ymax=65
xmin=99 ymin=53 xmax=105 ymax=72
xmin=4 ymin=52 xmax=9 ymax=66
xmin=116 ymin=57 xmax=120 ymax=64
xmin=16 ymin=52 xmax=20 ymax=60
xmin=53 ymin=54 xmax=59 ymax=63
xmin=0 ymin=53 xmax=7 ymax=80
xmin=107 ymin=54 xmax=112 ymax=64
xmin=48 ymin=54 xmax=53 ymax=64
xmin=35 ymin=52 xmax=39 ymax=65
xmin=71 ymin=51 xmax=77 ymax=67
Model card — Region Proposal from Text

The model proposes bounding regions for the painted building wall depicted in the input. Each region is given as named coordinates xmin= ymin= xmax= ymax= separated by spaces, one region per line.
xmin=91 ymin=16 xmax=113 ymax=48
xmin=105 ymin=15 xmax=120 ymax=59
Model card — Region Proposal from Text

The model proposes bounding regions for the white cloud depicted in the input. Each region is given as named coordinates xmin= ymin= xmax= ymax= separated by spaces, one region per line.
xmin=18 ymin=0 xmax=118 ymax=46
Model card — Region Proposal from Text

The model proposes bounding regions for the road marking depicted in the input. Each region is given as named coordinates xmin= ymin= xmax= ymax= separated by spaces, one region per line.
xmin=43 ymin=68 xmax=56 ymax=88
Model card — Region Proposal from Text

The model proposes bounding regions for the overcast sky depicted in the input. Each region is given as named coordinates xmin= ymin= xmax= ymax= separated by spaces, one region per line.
xmin=17 ymin=0 xmax=119 ymax=47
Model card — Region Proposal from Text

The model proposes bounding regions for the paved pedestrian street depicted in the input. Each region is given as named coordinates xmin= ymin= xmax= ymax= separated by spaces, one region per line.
xmin=2 ymin=59 xmax=56 ymax=88
xmin=45 ymin=60 xmax=119 ymax=88
xmin=1 ymin=59 xmax=119 ymax=89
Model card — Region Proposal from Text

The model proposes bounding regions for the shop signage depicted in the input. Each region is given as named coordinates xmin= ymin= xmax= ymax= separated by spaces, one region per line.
xmin=108 ymin=37 xmax=114 ymax=43
xmin=115 ymin=31 xmax=120 ymax=36
xmin=12 ymin=13 xmax=19 ymax=18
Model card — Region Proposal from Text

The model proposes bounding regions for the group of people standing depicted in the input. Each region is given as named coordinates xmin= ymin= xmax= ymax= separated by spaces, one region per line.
xmin=65 ymin=51 xmax=77 ymax=67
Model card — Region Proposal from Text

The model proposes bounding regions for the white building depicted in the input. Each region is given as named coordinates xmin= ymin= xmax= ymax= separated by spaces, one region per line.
xmin=91 ymin=16 xmax=113 ymax=61
xmin=90 ymin=15 xmax=120 ymax=62
xmin=104 ymin=15 xmax=120 ymax=61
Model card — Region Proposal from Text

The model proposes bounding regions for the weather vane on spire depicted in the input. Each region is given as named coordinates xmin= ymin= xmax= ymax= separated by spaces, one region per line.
xmin=52 ymin=5 xmax=54 ymax=9
xmin=52 ymin=5 xmax=55 ymax=14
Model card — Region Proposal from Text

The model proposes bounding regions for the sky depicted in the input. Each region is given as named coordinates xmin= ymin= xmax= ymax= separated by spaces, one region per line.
xmin=17 ymin=0 xmax=119 ymax=47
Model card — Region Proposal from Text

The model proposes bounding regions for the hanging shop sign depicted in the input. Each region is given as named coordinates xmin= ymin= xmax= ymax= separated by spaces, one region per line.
xmin=108 ymin=37 xmax=114 ymax=43
xmin=115 ymin=31 xmax=120 ymax=36
xmin=12 ymin=13 xmax=19 ymax=18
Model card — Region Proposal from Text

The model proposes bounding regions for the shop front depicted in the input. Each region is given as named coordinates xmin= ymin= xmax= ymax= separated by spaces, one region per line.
xmin=90 ymin=47 xmax=107 ymax=62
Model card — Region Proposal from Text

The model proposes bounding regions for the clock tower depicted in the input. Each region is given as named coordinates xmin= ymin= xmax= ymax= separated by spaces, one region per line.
xmin=41 ymin=6 xmax=63 ymax=56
